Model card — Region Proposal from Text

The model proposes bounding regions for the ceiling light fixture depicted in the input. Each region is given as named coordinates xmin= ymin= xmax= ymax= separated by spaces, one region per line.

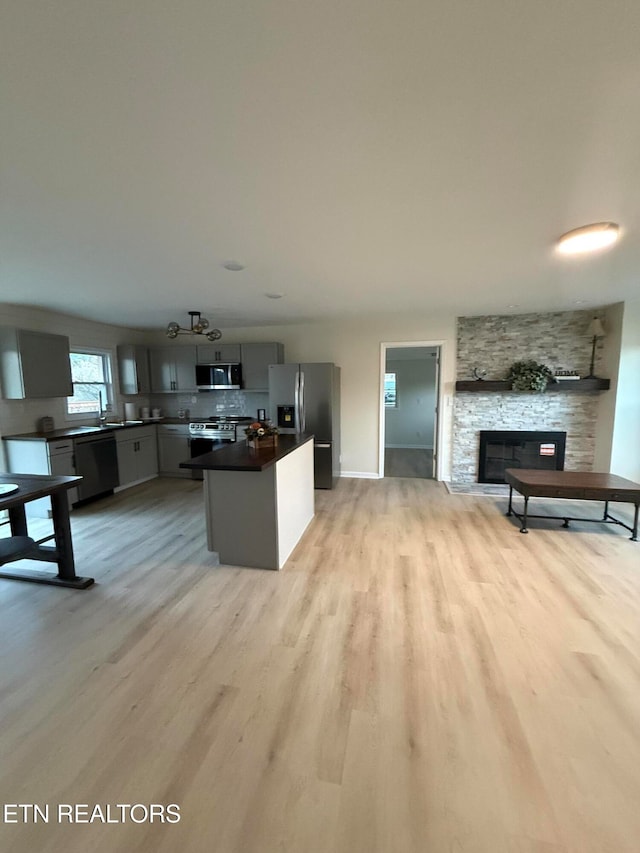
xmin=222 ymin=261 xmax=245 ymax=271
xmin=265 ymin=292 xmax=283 ymax=299
xmin=166 ymin=311 xmax=221 ymax=341
xmin=557 ymin=222 xmax=620 ymax=255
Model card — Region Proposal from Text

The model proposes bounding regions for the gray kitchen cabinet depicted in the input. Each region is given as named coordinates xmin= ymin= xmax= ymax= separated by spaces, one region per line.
xmin=117 ymin=345 xmax=151 ymax=395
xmin=115 ymin=425 xmax=158 ymax=487
xmin=3 ymin=437 xmax=77 ymax=516
xmin=0 ymin=327 xmax=73 ymax=399
xmin=196 ymin=344 xmax=241 ymax=363
xmin=157 ymin=424 xmax=192 ymax=477
xmin=240 ymin=342 xmax=284 ymax=390
xmin=149 ymin=345 xmax=197 ymax=392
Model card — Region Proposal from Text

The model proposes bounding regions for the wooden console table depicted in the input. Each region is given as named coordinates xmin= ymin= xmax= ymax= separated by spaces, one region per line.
xmin=504 ymin=469 xmax=640 ymax=541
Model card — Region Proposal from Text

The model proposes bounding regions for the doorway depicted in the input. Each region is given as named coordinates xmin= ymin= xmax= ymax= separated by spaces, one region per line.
xmin=379 ymin=343 xmax=442 ymax=480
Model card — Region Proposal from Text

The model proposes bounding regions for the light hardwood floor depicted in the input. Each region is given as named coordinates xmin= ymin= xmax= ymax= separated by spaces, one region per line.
xmin=1 ymin=477 xmax=639 ymax=853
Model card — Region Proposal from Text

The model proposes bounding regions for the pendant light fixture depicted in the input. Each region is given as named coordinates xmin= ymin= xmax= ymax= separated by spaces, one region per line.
xmin=166 ymin=311 xmax=222 ymax=341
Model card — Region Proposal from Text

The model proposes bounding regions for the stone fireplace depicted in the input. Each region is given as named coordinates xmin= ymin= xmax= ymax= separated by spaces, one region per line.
xmin=452 ymin=310 xmax=607 ymax=484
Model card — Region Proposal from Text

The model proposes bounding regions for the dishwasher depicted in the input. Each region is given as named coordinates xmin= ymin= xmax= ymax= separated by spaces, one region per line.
xmin=73 ymin=433 xmax=119 ymax=503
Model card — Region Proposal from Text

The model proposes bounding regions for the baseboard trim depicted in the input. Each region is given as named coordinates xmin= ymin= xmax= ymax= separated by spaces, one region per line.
xmin=340 ymin=471 xmax=381 ymax=479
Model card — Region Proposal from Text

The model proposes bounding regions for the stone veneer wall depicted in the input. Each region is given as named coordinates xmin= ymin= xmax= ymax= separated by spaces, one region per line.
xmin=452 ymin=310 xmax=605 ymax=483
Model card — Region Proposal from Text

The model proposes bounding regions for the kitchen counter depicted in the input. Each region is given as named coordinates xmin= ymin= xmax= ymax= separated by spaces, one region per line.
xmin=3 ymin=419 xmax=185 ymax=442
xmin=179 ymin=433 xmax=313 ymax=473
xmin=182 ymin=434 xmax=315 ymax=570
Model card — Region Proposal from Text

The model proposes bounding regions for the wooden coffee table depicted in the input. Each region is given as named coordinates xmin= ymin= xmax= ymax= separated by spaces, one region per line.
xmin=504 ymin=469 xmax=640 ymax=541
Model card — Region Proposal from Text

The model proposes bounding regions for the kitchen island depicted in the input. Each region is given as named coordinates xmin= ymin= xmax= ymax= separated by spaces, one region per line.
xmin=180 ymin=434 xmax=315 ymax=570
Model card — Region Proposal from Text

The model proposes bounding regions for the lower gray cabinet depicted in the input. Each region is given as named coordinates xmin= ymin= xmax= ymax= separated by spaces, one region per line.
xmin=2 ymin=437 xmax=77 ymax=516
xmin=157 ymin=424 xmax=191 ymax=477
xmin=115 ymin=426 xmax=158 ymax=487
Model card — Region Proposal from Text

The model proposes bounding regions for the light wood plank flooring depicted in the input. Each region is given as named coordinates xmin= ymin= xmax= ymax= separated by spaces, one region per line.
xmin=1 ymin=477 xmax=639 ymax=853
xmin=384 ymin=447 xmax=433 ymax=478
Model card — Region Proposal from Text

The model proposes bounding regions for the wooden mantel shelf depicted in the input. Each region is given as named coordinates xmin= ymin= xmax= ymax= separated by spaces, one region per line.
xmin=455 ymin=378 xmax=610 ymax=393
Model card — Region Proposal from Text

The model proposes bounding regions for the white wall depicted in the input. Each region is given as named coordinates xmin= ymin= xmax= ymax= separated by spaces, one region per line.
xmin=142 ymin=311 xmax=457 ymax=479
xmin=593 ymin=302 xmax=624 ymax=471
xmin=609 ymin=298 xmax=640 ymax=482
xmin=0 ymin=303 xmax=148 ymax=470
xmin=385 ymin=356 xmax=437 ymax=448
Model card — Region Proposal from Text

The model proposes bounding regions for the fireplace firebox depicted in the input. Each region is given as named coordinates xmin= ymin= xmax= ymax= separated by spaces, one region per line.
xmin=478 ymin=430 xmax=566 ymax=484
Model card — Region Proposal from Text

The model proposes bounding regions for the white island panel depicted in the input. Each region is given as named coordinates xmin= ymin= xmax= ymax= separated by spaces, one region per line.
xmin=275 ymin=438 xmax=314 ymax=567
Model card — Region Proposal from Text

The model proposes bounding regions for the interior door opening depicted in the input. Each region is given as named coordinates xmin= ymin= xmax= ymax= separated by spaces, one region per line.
xmin=380 ymin=344 xmax=441 ymax=480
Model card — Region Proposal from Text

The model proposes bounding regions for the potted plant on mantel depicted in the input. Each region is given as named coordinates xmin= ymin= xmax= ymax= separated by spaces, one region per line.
xmin=506 ymin=360 xmax=555 ymax=392
xmin=244 ymin=420 xmax=279 ymax=449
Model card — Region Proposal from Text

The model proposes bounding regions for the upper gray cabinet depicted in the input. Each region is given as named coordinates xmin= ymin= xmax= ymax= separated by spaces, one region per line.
xmin=240 ymin=343 xmax=284 ymax=391
xmin=117 ymin=345 xmax=151 ymax=395
xmin=196 ymin=344 xmax=242 ymax=363
xmin=0 ymin=327 xmax=73 ymax=399
xmin=149 ymin=345 xmax=197 ymax=392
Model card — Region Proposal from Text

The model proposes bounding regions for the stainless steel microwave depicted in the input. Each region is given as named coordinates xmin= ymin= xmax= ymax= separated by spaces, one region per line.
xmin=195 ymin=363 xmax=242 ymax=390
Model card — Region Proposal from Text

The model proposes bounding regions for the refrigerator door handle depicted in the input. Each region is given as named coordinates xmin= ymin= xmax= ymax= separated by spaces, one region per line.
xmin=299 ymin=370 xmax=305 ymax=432
xmin=294 ymin=370 xmax=301 ymax=431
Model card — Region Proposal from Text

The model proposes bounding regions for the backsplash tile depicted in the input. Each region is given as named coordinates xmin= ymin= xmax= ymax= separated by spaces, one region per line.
xmin=148 ymin=390 xmax=269 ymax=421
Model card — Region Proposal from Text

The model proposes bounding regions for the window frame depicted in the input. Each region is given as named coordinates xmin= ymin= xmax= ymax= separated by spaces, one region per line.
xmin=66 ymin=347 xmax=114 ymax=421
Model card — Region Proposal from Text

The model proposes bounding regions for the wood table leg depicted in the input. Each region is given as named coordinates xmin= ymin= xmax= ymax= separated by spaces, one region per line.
xmin=8 ymin=504 xmax=28 ymax=537
xmin=46 ymin=491 xmax=93 ymax=586
xmin=0 ymin=491 xmax=94 ymax=589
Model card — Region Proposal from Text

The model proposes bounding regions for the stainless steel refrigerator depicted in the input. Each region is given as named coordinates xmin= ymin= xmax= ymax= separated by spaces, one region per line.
xmin=268 ymin=363 xmax=340 ymax=489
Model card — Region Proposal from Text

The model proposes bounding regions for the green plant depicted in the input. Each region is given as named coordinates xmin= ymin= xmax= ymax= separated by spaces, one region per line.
xmin=506 ymin=360 xmax=554 ymax=392
xmin=244 ymin=420 xmax=278 ymax=440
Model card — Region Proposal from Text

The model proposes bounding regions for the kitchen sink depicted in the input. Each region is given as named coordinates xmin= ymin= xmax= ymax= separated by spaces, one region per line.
xmin=105 ymin=420 xmax=144 ymax=427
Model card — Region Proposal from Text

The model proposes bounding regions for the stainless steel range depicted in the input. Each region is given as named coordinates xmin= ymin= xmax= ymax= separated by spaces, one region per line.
xmin=188 ymin=417 xmax=252 ymax=479
xmin=189 ymin=421 xmax=238 ymax=441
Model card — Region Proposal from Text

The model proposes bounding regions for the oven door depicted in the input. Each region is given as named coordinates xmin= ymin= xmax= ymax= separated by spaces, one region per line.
xmin=189 ymin=437 xmax=215 ymax=481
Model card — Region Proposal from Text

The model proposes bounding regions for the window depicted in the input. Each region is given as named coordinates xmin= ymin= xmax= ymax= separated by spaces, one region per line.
xmin=67 ymin=350 xmax=113 ymax=416
xmin=384 ymin=372 xmax=397 ymax=407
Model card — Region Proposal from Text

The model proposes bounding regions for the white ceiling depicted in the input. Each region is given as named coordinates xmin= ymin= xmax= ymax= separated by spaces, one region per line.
xmin=2 ymin=1 xmax=639 ymax=331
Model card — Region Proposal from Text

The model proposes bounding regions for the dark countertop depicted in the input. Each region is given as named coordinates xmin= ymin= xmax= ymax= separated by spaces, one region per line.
xmin=180 ymin=433 xmax=314 ymax=473
xmin=2 ymin=418 xmax=187 ymax=442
